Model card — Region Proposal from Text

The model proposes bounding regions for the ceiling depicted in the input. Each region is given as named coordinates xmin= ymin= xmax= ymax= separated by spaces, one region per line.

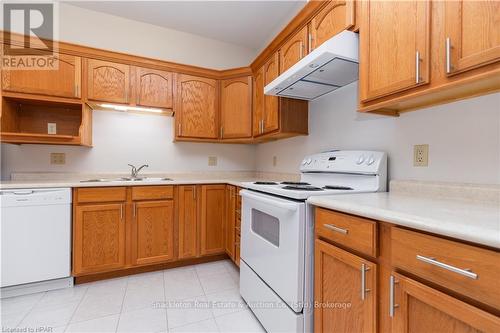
xmin=65 ymin=1 xmax=307 ymax=51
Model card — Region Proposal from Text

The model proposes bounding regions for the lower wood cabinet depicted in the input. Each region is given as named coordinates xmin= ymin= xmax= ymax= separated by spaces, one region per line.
xmin=225 ymin=185 xmax=236 ymax=260
xmin=200 ymin=185 xmax=226 ymax=255
xmin=314 ymin=239 xmax=377 ymax=333
xmin=177 ymin=185 xmax=200 ymax=259
xmin=131 ymin=200 xmax=174 ymax=266
xmin=73 ymin=203 xmax=126 ymax=275
xmin=389 ymin=272 xmax=500 ymax=332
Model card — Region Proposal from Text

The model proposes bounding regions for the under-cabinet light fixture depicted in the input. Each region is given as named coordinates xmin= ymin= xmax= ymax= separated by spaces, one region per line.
xmin=99 ymin=104 xmax=164 ymax=113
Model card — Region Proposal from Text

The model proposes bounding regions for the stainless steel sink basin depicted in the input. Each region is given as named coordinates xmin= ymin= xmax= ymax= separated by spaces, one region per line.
xmin=80 ymin=177 xmax=173 ymax=183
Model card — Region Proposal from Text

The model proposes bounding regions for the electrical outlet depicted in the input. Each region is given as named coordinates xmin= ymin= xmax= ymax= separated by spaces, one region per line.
xmin=47 ymin=123 xmax=57 ymax=134
xmin=414 ymin=144 xmax=429 ymax=167
xmin=208 ymin=156 xmax=217 ymax=166
xmin=272 ymin=156 xmax=277 ymax=167
xmin=50 ymin=153 xmax=66 ymax=165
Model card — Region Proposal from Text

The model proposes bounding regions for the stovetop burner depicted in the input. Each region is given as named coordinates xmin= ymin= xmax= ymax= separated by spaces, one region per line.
xmin=253 ymin=181 xmax=278 ymax=185
xmin=282 ymin=185 xmax=324 ymax=191
xmin=280 ymin=181 xmax=311 ymax=186
xmin=324 ymin=185 xmax=354 ymax=190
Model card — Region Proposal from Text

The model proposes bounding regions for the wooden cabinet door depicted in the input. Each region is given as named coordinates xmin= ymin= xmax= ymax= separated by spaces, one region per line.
xmin=177 ymin=185 xmax=199 ymax=259
xmin=131 ymin=200 xmax=174 ymax=266
xmin=253 ymin=68 xmax=264 ymax=136
xmin=220 ymin=76 xmax=252 ymax=139
xmin=73 ymin=203 xmax=126 ymax=275
xmin=310 ymin=0 xmax=355 ymax=51
xmin=444 ymin=0 xmax=500 ymax=76
xmin=87 ymin=59 xmax=130 ymax=104
xmin=263 ymin=53 xmax=279 ymax=134
xmin=359 ymin=0 xmax=430 ymax=101
xmin=2 ymin=53 xmax=81 ymax=98
xmin=176 ymin=74 xmax=218 ymax=139
xmin=200 ymin=185 xmax=226 ymax=256
xmin=224 ymin=185 xmax=236 ymax=260
xmin=314 ymin=239 xmax=376 ymax=333
xmin=390 ymin=272 xmax=500 ymax=332
xmin=135 ymin=67 xmax=173 ymax=109
xmin=280 ymin=25 xmax=308 ymax=73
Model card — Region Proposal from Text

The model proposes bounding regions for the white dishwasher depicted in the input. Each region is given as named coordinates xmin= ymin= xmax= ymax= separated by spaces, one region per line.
xmin=1 ymin=188 xmax=73 ymax=297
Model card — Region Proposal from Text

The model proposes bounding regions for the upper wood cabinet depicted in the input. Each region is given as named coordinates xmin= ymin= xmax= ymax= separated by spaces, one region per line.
xmin=359 ymin=0 xmax=431 ymax=102
xmin=310 ymin=0 xmax=355 ymax=51
xmin=73 ymin=203 xmax=126 ymax=275
xmin=87 ymin=59 xmax=130 ymax=104
xmin=390 ymin=272 xmax=500 ymax=333
xmin=200 ymin=185 xmax=226 ymax=256
xmin=315 ymin=239 xmax=377 ymax=333
xmin=444 ymin=0 xmax=500 ymax=76
xmin=131 ymin=200 xmax=174 ymax=266
xmin=2 ymin=53 xmax=81 ymax=99
xmin=175 ymin=74 xmax=218 ymax=140
xmin=262 ymin=52 xmax=280 ymax=135
xmin=177 ymin=185 xmax=199 ymax=260
xmin=135 ymin=67 xmax=173 ymax=109
xmin=279 ymin=26 xmax=308 ymax=73
xmin=220 ymin=76 xmax=252 ymax=139
xmin=252 ymin=68 xmax=264 ymax=137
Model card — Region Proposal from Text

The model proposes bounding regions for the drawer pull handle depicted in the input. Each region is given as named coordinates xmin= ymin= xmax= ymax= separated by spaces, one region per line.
xmin=416 ymin=255 xmax=478 ymax=280
xmin=389 ymin=275 xmax=399 ymax=317
xmin=360 ymin=263 xmax=371 ymax=300
xmin=323 ymin=224 xmax=348 ymax=235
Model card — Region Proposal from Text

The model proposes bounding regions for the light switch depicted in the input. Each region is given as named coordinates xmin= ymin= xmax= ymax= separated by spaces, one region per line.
xmin=50 ymin=153 xmax=66 ymax=165
xmin=208 ymin=156 xmax=217 ymax=166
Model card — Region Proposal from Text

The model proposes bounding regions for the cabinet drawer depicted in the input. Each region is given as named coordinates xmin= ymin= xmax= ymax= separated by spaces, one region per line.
xmin=75 ymin=187 xmax=126 ymax=203
xmin=315 ymin=208 xmax=377 ymax=257
xmin=131 ymin=186 xmax=173 ymax=200
xmin=391 ymin=227 xmax=500 ymax=309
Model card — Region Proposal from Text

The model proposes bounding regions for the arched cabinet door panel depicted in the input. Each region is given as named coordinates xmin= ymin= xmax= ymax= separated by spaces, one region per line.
xmin=136 ymin=68 xmax=173 ymax=109
xmin=310 ymin=0 xmax=355 ymax=51
xmin=280 ymin=25 xmax=308 ymax=73
xmin=220 ymin=76 xmax=252 ymax=139
xmin=87 ymin=59 xmax=130 ymax=104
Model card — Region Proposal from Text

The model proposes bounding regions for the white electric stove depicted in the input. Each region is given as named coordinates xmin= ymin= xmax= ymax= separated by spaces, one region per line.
xmin=239 ymin=150 xmax=387 ymax=333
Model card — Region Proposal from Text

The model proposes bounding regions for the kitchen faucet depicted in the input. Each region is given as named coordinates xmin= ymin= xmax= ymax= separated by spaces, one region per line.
xmin=128 ymin=164 xmax=149 ymax=178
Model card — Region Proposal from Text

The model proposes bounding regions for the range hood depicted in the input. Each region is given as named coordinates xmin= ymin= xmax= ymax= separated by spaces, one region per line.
xmin=264 ymin=30 xmax=359 ymax=101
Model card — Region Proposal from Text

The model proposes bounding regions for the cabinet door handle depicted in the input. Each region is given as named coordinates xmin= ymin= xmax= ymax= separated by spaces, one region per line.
xmin=415 ymin=51 xmax=421 ymax=84
xmin=360 ymin=263 xmax=371 ymax=300
xmin=416 ymin=255 xmax=478 ymax=279
xmin=308 ymin=33 xmax=313 ymax=52
xmin=323 ymin=224 xmax=348 ymax=235
xmin=133 ymin=203 xmax=136 ymax=218
xmin=389 ymin=275 xmax=399 ymax=317
xmin=178 ymin=123 xmax=181 ymax=136
xmin=220 ymin=126 xmax=224 ymax=138
xmin=120 ymin=204 xmax=124 ymax=220
xmin=300 ymin=41 xmax=304 ymax=59
xmin=445 ymin=37 xmax=453 ymax=74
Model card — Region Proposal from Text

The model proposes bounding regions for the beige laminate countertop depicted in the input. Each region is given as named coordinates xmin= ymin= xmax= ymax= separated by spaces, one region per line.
xmin=308 ymin=191 xmax=500 ymax=249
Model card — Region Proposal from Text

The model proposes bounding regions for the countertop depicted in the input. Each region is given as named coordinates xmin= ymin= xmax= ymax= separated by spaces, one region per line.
xmin=308 ymin=190 xmax=500 ymax=249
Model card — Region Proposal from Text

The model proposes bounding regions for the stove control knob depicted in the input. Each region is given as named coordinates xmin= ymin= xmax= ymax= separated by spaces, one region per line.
xmin=356 ymin=155 xmax=365 ymax=165
xmin=366 ymin=155 xmax=375 ymax=165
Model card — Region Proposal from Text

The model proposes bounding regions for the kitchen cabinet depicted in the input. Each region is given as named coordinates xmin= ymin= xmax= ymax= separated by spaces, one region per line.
xmin=87 ymin=59 xmax=131 ymax=104
xmin=200 ymin=185 xmax=226 ymax=256
xmin=175 ymin=74 xmax=218 ymax=140
xmin=220 ymin=76 xmax=252 ymax=139
xmin=2 ymin=53 xmax=81 ymax=99
xmin=359 ymin=0 xmax=431 ymax=102
xmin=314 ymin=239 xmax=377 ymax=333
xmin=131 ymin=200 xmax=174 ymax=266
xmin=279 ymin=25 xmax=308 ymax=73
xmin=225 ymin=185 xmax=236 ymax=260
xmin=73 ymin=203 xmax=126 ymax=275
xmin=444 ymin=0 xmax=500 ymax=76
xmin=253 ymin=53 xmax=309 ymax=141
xmin=177 ymin=185 xmax=200 ymax=259
xmin=135 ymin=67 xmax=173 ymax=109
xmin=309 ymin=0 xmax=355 ymax=51
xmin=389 ymin=272 xmax=500 ymax=332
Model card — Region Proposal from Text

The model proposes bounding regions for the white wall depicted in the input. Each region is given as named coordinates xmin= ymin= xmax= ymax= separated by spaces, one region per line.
xmin=255 ymin=84 xmax=500 ymax=184
xmin=1 ymin=110 xmax=256 ymax=176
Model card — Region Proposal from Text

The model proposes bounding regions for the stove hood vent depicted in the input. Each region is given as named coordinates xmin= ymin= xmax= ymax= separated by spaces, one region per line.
xmin=264 ymin=30 xmax=359 ymax=101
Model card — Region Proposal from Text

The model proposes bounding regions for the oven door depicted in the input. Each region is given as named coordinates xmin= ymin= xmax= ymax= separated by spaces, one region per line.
xmin=240 ymin=189 xmax=305 ymax=313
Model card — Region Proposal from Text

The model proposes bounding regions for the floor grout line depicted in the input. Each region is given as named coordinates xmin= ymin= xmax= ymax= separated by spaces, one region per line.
xmin=114 ymin=277 xmax=130 ymax=333
xmin=64 ymin=285 xmax=89 ymax=332
xmin=14 ymin=292 xmax=47 ymax=329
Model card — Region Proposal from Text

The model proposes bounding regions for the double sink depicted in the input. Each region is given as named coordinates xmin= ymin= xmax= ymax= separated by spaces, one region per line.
xmin=80 ymin=177 xmax=173 ymax=183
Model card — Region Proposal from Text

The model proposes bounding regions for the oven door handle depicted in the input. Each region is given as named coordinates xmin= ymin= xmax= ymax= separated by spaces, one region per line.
xmin=240 ymin=190 xmax=298 ymax=212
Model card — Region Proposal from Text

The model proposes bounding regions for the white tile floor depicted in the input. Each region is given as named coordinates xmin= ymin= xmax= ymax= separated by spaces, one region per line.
xmin=1 ymin=260 xmax=265 ymax=333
